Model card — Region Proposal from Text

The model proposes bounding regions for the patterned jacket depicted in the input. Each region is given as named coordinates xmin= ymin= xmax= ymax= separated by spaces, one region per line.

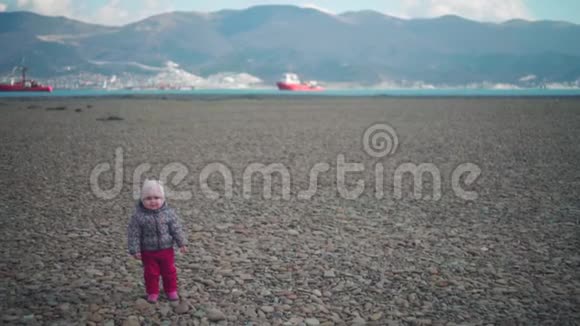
xmin=127 ymin=201 xmax=187 ymax=255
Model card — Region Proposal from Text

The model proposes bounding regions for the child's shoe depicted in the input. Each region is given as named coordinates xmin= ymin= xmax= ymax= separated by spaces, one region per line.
xmin=167 ymin=291 xmax=179 ymax=301
xmin=147 ymin=294 xmax=159 ymax=303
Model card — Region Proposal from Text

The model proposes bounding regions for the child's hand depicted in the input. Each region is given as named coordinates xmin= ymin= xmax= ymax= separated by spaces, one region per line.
xmin=179 ymin=246 xmax=187 ymax=254
xmin=133 ymin=253 xmax=142 ymax=260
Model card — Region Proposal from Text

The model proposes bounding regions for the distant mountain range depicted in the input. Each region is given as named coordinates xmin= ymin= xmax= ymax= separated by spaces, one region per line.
xmin=1 ymin=5 xmax=580 ymax=86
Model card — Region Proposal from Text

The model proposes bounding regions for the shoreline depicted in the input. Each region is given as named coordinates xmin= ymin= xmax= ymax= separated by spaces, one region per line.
xmin=2 ymin=94 xmax=580 ymax=101
xmin=2 ymin=87 xmax=580 ymax=101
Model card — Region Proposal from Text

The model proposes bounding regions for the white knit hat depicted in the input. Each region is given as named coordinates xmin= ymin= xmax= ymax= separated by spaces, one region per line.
xmin=141 ymin=180 xmax=165 ymax=200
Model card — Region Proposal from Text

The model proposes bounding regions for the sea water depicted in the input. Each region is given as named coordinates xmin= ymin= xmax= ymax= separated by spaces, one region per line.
xmin=1 ymin=88 xmax=580 ymax=98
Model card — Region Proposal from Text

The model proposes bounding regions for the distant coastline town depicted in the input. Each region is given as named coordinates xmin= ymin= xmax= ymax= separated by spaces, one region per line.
xmin=2 ymin=63 xmax=579 ymax=91
xmin=0 ymin=62 xmax=266 ymax=91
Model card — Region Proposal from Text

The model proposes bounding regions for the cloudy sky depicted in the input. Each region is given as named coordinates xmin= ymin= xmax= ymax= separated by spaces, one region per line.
xmin=0 ymin=0 xmax=578 ymax=26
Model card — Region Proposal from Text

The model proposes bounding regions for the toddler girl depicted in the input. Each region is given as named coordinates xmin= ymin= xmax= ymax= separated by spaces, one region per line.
xmin=127 ymin=180 xmax=187 ymax=303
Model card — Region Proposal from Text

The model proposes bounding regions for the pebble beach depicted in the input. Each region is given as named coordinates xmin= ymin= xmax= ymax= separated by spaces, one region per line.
xmin=1 ymin=96 xmax=579 ymax=325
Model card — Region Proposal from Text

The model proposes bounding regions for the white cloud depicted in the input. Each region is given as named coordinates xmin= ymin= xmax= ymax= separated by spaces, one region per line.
xmin=0 ymin=3 xmax=7 ymax=12
xmin=12 ymin=0 xmax=172 ymax=26
xmin=300 ymin=3 xmax=335 ymax=15
xmin=92 ymin=0 xmax=173 ymax=26
xmin=141 ymin=0 xmax=174 ymax=19
xmin=16 ymin=0 xmax=73 ymax=17
xmin=400 ymin=0 xmax=532 ymax=22
xmin=92 ymin=0 xmax=130 ymax=26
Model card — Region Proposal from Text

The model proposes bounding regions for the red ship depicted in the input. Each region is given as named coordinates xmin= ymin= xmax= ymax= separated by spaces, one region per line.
xmin=0 ymin=66 xmax=53 ymax=92
xmin=276 ymin=73 xmax=323 ymax=91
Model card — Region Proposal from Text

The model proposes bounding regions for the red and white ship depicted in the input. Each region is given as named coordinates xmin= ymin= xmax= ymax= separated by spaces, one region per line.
xmin=0 ymin=66 xmax=53 ymax=92
xmin=276 ymin=73 xmax=323 ymax=91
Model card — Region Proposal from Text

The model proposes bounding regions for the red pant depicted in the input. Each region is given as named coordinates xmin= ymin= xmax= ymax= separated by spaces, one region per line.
xmin=141 ymin=248 xmax=177 ymax=295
